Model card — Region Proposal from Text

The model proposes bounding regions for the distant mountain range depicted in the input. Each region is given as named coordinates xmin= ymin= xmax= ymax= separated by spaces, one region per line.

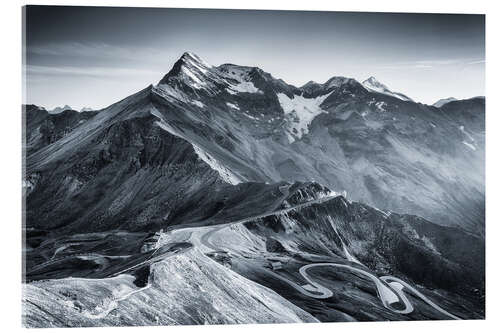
xmin=46 ymin=105 xmax=95 ymax=114
xmin=23 ymin=52 xmax=485 ymax=326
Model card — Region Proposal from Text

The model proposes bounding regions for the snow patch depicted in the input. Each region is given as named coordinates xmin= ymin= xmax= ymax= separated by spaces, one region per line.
xmin=192 ymin=144 xmax=241 ymax=185
xmin=153 ymin=87 xmax=204 ymax=108
xmin=243 ymin=113 xmax=259 ymax=120
xmin=154 ymin=85 xmax=189 ymax=104
xmin=181 ymin=67 xmax=205 ymax=89
xmin=375 ymin=101 xmax=387 ymax=112
xmin=226 ymin=102 xmax=240 ymax=110
xmin=184 ymin=56 xmax=210 ymax=74
xmin=342 ymin=244 xmax=364 ymax=266
xmin=190 ymin=100 xmax=204 ymax=108
xmin=463 ymin=141 xmax=476 ymax=151
xmin=277 ymin=92 xmax=333 ymax=142
xmin=229 ymin=81 xmax=262 ymax=94
xmin=219 ymin=65 xmax=262 ymax=94
xmin=459 ymin=125 xmax=475 ymax=142
xmin=362 ymin=77 xmax=412 ymax=102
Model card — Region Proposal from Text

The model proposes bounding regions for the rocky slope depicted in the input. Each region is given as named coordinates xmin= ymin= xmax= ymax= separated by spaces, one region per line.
xmin=24 ymin=194 xmax=484 ymax=326
xmin=24 ymin=105 xmax=99 ymax=155
xmin=23 ymin=52 xmax=485 ymax=326
xmin=24 ymin=248 xmax=318 ymax=327
xmin=26 ymin=52 xmax=484 ymax=233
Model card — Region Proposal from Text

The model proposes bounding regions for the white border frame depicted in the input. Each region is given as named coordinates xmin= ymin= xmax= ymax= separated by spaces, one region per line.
xmin=2 ymin=1 xmax=498 ymax=332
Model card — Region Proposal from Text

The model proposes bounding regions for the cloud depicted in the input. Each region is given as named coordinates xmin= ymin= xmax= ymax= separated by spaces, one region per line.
xmin=29 ymin=42 xmax=168 ymax=60
xmin=25 ymin=64 xmax=160 ymax=80
xmin=466 ymin=59 xmax=486 ymax=65
xmin=376 ymin=58 xmax=485 ymax=70
xmin=414 ymin=64 xmax=433 ymax=69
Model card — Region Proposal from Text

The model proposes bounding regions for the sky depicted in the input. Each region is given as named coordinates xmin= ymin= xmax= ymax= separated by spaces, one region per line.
xmin=24 ymin=6 xmax=485 ymax=110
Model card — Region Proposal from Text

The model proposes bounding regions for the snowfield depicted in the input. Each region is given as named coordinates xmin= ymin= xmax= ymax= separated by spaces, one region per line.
xmin=228 ymin=81 xmax=262 ymax=94
xmin=277 ymin=92 xmax=333 ymax=142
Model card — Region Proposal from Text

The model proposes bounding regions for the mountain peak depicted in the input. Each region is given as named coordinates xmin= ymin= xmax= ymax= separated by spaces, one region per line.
xmin=301 ymin=80 xmax=318 ymax=88
xmin=433 ymin=97 xmax=457 ymax=108
xmin=179 ymin=52 xmax=210 ymax=67
xmin=324 ymin=76 xmax=357 ymax=88
xmin=158 ymin=51 xmax=212 ymax=88
xmin=181 ymin=51 xmax=197 ymax=59
xmin=48 ymin=105 xmax=73 ymax=114
xmin=362 ymin=76 xmax=385 ymax=89
xmin=362 ymin=77 xmax=413 ymax=102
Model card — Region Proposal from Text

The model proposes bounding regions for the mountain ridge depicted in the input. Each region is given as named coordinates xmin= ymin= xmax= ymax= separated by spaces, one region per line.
xmin=23 ymin=51 xmax=485 ymax=325
xmin=25 ymin=51 xmax=485 ymax=235
xmin=362 ymin=76 xmax=413 ymax=102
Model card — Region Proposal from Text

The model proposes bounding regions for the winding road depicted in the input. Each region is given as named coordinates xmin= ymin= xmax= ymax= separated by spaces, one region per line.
xmin=104 ymin=193 xmax=461 ymax=321
xmin=379 ymin=276 xmax=461 ymax=320
xmin=192 ymin=194 xmax=461 ymax=320
xmin=299 ymin=263 xmax=413 ymax=314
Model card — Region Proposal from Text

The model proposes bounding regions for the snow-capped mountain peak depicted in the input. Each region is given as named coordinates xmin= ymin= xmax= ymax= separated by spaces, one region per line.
xmin=181 ymin=51 xmax=212 ymax=68
xmin=158 ymin=52 xmax=294 ymax=100
xmin=362 ymin=76 xmax=413 ymax=102
xmin=158 ymin=52 xmax=215 ymax=90
xmin=363 ymin=76 xmax=384 ymax=89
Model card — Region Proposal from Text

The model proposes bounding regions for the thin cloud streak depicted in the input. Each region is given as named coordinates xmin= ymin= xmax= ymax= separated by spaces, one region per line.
xmin=26 ymin=64 xmax=160 ymax=79
xmin=29 ymin=42 xmax=169 ymax=61
xmin=376 ymin=58 xmax=485 ymax=70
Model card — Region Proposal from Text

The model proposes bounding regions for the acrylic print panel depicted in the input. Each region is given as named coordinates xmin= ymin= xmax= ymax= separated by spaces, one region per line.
xmin=22 ymin=5 xmax=485 ymax=327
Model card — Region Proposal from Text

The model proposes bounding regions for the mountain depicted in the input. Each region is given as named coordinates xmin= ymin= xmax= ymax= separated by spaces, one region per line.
xmin=362 ymin=76 xmax=413 ymax=102
xmin=145 ymin=53 xmax=483 ymax=233
xmin=24 ymin=49 xmax=485 ymax=249
xmin=23 ymin=194 xmax=484 ymax=326
xmin=48 ymin=104 xmax=74 ymax=114
xmin=23 ymin=52 xmax=485 ymax=326
xmin=433 ymin=97 xmax=458 ymax=108
xmin=24 ymin=104 xmax=99 ymax=155
xmin=80 ymin=107 xmax=94 ymax=112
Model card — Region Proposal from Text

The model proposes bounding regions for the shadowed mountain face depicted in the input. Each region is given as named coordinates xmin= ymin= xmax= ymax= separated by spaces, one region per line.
xmin=23 ymin=52 xmax=484 ymax=326
xmin=24 ymin=105 xmax=99 ymax=155
xmin=26 ymin=52 xmax=484 ymax=233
